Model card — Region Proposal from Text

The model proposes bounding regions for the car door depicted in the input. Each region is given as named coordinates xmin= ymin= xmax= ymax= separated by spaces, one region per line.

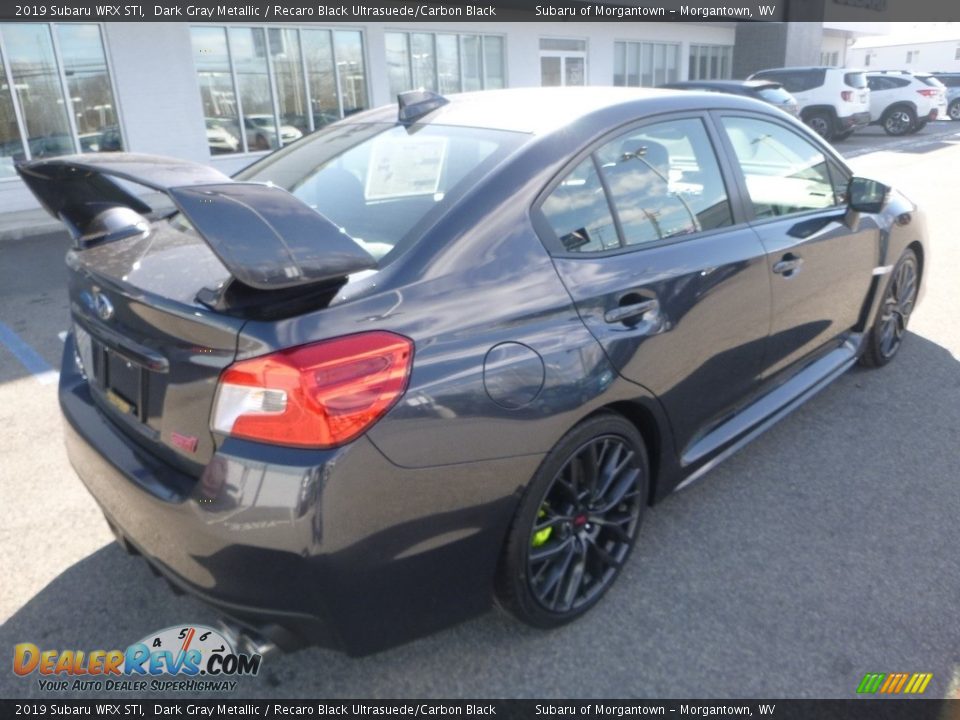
xmin=714 ymin=112 xmax=878 ymax=379
xmin=534 ymin=114 xmax=772 ymax=456
xmin=866 ymin=75 xmax=893 ymax=119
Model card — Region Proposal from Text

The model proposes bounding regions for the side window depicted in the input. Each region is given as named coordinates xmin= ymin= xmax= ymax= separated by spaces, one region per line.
xmin=721 ymin=116 xmax=841 ymax=219
xmin=595 ymin=117 xmax=732 ymax=247
xmin=541 ymin=157 xmax=620 ymax=253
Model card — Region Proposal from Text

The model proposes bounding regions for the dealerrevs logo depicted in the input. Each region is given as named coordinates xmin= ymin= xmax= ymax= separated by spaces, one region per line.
xmin=13 ymin=625 xmax=262 ymax=693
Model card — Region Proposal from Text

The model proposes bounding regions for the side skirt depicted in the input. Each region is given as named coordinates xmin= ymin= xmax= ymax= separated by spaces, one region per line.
xmin=673 ymin=334 xmax=862 ymax=493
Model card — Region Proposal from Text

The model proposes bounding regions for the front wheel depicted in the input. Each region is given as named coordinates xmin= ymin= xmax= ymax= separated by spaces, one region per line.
xmin=949 ymin=99 xmax=960 ymax=121
xmin=860 ymin=249 xmax=919 ymax=368
xmin=496 ymin=413 xmax=649 ymax=628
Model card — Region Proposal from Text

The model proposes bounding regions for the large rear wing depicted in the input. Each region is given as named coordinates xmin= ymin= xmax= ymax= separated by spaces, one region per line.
xmin=16 ymin=153 xmax=377 ymax=291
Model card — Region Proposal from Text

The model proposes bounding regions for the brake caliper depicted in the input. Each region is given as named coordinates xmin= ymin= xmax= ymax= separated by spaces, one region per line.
xmin=531 ymin=507 xmax=553 ymax=548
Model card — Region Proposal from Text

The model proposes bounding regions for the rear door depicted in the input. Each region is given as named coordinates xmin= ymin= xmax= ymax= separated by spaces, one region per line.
xmin=535 ymin=114 xmax=771 ymax=456
xmin=714 ymin=112 xmax=878 ymax=379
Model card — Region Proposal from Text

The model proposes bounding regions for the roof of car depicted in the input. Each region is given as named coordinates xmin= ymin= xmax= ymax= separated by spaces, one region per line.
xmin=344 ymin=86 xmax=771 ymax=135
xmin=754 ymin=66 xmax=862 ymax=72
xmin=662 ymin=79 xmax=783 ymax=90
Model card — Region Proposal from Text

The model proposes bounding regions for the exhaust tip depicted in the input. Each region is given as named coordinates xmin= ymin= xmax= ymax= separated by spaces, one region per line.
xmin=217 ymin=618 xmax=279 ymax=659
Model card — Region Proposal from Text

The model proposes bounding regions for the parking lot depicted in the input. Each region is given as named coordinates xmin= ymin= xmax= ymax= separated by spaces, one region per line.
xmin=1 ymin=121 xmax=959 ymax=700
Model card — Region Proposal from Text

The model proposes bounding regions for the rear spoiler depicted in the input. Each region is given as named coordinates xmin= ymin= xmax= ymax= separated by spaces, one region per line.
xmin=16 ymin=153 xmax=377 ymax=291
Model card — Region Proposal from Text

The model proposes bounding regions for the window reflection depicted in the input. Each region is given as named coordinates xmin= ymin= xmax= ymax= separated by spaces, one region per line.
xmin=385 ymin=31 xmax=504 ymax=97
xmin=334 ymin=31 xmax=367 ymax=117
xmin=57 ymin=24 xmax=122 ymax=153
xmin=2 ymin=23 xmax=73 ymax=158
xmin=230 ymin=27 xmax=277 ymax=152
xmin=0 ymin=51 xmax=25 ymax=177
xmin=192 ymin=26 xmax=240 ymax=154
xmin=269 ymin=28 xmax=308 ymax=140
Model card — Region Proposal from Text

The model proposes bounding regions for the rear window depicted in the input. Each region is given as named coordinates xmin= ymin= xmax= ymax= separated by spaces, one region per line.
xmin=754 ymin=69 xmax=825 ymax=93
xmin=235 ymin=123 xmax=527 ymax=263
xmin=916 ymin=75 xmax=945 ymax=88
xmin=756 ymin=86 xmax=795 ymax=105
xmin=844 ymin=72 xmax=867 ymax=89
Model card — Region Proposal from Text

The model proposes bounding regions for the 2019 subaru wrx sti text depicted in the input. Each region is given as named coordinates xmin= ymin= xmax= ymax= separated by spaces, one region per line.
xmin=19 ymin=88 xmax=927 ymax=655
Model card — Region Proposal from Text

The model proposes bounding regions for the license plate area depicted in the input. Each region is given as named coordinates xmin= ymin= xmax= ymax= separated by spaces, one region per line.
xmin=105 ymin=348 xmax=142 ymax=417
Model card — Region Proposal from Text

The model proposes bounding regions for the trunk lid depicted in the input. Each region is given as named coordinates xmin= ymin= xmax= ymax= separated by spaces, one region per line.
xmin=19 ymin=153 xmax=378 ymax=474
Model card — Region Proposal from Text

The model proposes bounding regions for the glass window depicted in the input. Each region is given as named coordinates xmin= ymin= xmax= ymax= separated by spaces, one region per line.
xmin=57 ymin=25 xmax=123 ymax=153
xmin=385 ymin=32 xmax=411 ymax=99
xmin=2 ymin=24 xmax=74 ymax=158
xmin=596 ymin=118 xmax=732 ymax=246
xmin=613 ymin=41 xmax=679 ymax=87
xmin=303 ymin=29 xmax=337 ymax=129
xmin=541 ymin=157 xmax=619 ymax=253
xmin=334 ymin=31 xmax=367 ymax=117
xmin=239 ymin=123 xmax=527 ymax=263
xmin=461 ymin=35 xmax=482 ymax=92
xmin=436 ymin=34 xmax=460 ymax=94
xmin=229 ymin=27 xmax=276 ymax=152
xmin=0 ymin=50 xmax=24 ymax=177
xmin=483 ymin=36 xmax=505 ymax=89
xmin=410 ymin=33 xmax=437 ymax=92
xmin=540 ymin=38 xmax=586 ymax=53
xmin=721 ymin=116 xmax=841 ymax=219
xmin=688 ymin=44 xmax=732 ymax=81
xmin=192 ymin=26 xmax=240 ymax=155
xmin=269 ymin=28 xmax=308 ymax=139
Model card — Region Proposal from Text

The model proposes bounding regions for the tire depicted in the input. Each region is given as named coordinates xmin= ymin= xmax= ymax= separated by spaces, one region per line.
xmin=495 ymin=413 xmax=649 ymax=628
xmin=859 ymin=248 xmax=919 ymax=368
xmin=949 ymin=99 xmax=960 ymax=121
xmin=804 ymin=112 xmax=834 ymax=141
xmin=833 ymin=129 xmax=854 ymax=142
xmin=882 ymin=106 xmax=916 ymax=136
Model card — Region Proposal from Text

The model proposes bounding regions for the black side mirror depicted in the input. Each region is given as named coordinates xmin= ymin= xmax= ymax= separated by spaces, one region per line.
xmin=847 ymin=177 xmax=889 ymax=214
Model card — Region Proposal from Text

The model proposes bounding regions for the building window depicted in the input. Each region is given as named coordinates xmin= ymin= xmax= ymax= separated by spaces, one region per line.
xmin=864 ymin=53 xmax=871 ymax=67
xmin=820 ymin=51 xmax=840 ymax=66
xmin=0 ymin=23 xmax=122 ymax=178
xmin=906 ymin=50 xmax=919 ymax=63
xmin=191 ymin=26 xmax=369 ymax=156
xmin=955 ymin=45 xmax=960 ymax=60
xmin=385 ymin=31 xmax=505 ymax=98
xmin=614 ymin=41 xmax=680 ymax=87
xmin=540 ymin=38 xmax=586 ymax=87
xmin=688 ymin=44 xmax=733 ymax=81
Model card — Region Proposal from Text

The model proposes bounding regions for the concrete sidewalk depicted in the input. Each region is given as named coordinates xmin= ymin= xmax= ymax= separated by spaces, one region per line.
xmin=0 ymin=207 xmax=63 ymax=243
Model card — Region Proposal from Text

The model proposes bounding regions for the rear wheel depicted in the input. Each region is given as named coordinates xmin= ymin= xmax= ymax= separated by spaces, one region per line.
xmin=949 ymin=99 xmax=960 ymax=121
xmin=496 ymin=413 xmax=648 ymax=628
xmin=860 ymin=249 xmax=919 ymax=368
xmin=804 ymin=112 xmax=834 ymax=141
xmin=882 ymin=106 xmax=916 ymax=136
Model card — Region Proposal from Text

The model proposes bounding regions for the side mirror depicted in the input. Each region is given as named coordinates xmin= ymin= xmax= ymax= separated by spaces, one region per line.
xmin=847 ymin=177 xmax=889 ymax=214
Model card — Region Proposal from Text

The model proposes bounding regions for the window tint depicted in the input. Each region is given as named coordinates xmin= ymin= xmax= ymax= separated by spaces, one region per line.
xmin=844 ymin=72 xmax=867 ymax=89
xmin=756 ymin=69 xmax=824 ymax=93
xmin=595 ymin=118 xmax=732 ymax=246
xmin=541 ymin=157 xmax=620 ymax=253
xmin=721 ymin=116 xmax=840 ymax=219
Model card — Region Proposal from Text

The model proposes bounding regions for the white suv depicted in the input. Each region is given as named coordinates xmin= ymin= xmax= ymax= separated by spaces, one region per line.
xmin=866 ymin=71 xmax=947 ymax=136
xmin=748 ymin=67 xmax=871 ymax=142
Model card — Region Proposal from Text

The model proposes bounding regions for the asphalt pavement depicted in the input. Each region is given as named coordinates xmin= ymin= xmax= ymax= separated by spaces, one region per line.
xmin=1 ymin=122 xmax=958 ymax=700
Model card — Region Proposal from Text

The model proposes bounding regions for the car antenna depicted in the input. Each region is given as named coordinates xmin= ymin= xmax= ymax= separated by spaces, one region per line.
xmin=398 ymin=89 xmax=449 ymax=124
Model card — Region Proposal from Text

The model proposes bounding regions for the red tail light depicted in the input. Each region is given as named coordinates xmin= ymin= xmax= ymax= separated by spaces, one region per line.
xmin=840 ymin=90 xmax=854 ymax=102
xmin=212 ymin=332 xmax=414 ymax=448
xmin=917 ymin=88 xmax=939 ymax=98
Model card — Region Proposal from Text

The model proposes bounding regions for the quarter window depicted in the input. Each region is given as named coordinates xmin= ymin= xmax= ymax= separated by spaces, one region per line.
xmin=541 ymin=157 xmax=619 ymax=253
xmin=721 ymin=116 xmax=841 ymax=219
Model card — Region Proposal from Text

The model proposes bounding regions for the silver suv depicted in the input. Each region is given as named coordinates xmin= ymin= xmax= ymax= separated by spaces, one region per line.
xmin=748 ymin=67 xmax=871 ymax=142
xmin=931 ymin=72 xmax=960 ymax=120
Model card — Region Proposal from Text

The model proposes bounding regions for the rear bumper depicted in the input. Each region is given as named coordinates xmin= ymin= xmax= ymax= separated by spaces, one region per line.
xmin=839 ymin=111 xmax=872 ymax=130
xmin=59 ymin=335 xmax=532 ymax=655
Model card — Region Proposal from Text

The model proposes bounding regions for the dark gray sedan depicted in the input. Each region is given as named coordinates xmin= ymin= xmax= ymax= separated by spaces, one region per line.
xmin=19 ymin=87 xmax=927 ymax=655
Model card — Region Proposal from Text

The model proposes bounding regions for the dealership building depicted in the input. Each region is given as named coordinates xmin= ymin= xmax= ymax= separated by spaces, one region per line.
xmin=0 ymin=19 xmax=862 ymax=218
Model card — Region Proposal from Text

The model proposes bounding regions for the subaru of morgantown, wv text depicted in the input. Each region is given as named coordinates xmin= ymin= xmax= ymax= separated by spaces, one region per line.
xmin=18 ymin=87 xmax=927 ymax=655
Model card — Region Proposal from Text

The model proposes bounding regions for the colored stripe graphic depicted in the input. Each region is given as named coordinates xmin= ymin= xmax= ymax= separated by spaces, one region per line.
xmin=858 ymin=672 xmax=932 ymax=694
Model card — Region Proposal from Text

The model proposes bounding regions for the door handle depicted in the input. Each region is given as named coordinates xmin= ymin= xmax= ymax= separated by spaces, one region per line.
xmin=772 ymin=254 xmax=804 ymax=276
xmin=604 ymin=298 xmax=659 ymax=325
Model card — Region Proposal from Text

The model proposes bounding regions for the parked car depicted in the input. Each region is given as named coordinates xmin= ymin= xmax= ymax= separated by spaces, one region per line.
xmin=243 ymin=114 xmax=303 ymax=150
xmin=18 ymin=87 xmax=927 ymax=655
xmin=866 ymin=70 xmax=947 ymax=135
xmin=747 ymin=66 xmax=871 ymax=141
xmin=931 ymin=71 xmax=960 ymax=120
xmin=205 ymin=118 xmax=240 ymax=154
xmin=658 ymin=79 xmax=800 ymax=116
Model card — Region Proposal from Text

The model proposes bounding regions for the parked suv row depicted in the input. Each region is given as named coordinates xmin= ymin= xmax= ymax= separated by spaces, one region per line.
xmin=865 ymin=70 xmax=947 ymax=136
xmin=748 ymin=67 xmax=871 ymax=141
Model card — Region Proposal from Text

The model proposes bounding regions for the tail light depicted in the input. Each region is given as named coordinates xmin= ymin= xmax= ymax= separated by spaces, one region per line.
xmin=840 ymin=90 xmax=853 ymax=102
xmin=212 ymin=331 xmax=414 ymax=448
xmin=917 ymin=89 xmax=939 ymax=98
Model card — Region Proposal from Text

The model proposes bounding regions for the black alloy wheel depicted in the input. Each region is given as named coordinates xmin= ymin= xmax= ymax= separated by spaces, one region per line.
xmin=861 ymin=249 xmax=919 ymax=367
xmin=949 ymin=99 xmax=960 ymax=121
xmin=496 ymin=414 xmax=648 ymax=628
xmin=883 ymin=107 xmax=916 ymax=136
xmin=805 ymin=112 xmax=834 ymax=141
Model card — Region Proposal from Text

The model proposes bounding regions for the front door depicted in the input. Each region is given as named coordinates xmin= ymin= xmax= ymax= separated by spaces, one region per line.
xmin=715 ymin=113 xmax=879 ymax=378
